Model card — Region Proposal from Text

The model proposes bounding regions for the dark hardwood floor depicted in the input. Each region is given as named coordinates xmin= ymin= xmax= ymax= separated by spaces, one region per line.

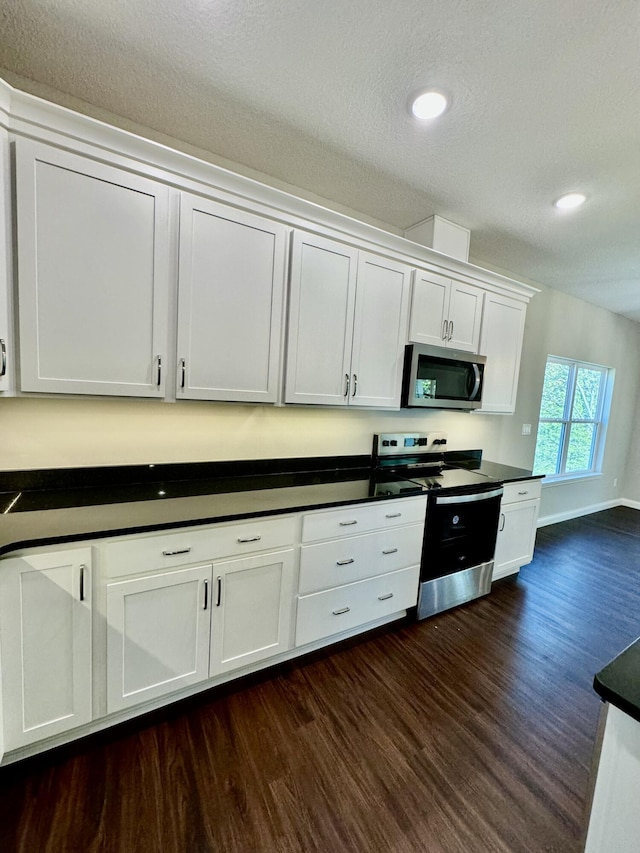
xmin=2 ymin=507 xmax=640 ymax=853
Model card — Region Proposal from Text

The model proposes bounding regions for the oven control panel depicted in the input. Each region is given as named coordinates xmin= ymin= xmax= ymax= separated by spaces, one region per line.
xmin=374 ymin=432 xmax=448 ymax=457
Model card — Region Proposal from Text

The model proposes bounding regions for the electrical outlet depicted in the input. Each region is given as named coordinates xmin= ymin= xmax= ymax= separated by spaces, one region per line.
xmin=521 ymin=424 xmax=532 ymax=436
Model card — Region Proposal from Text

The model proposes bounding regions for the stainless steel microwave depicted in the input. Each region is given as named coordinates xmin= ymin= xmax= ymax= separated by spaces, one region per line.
xmin=401 ymin=344 xmax=486 ymax=410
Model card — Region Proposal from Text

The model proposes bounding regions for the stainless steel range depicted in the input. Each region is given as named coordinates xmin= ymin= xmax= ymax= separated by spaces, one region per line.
xmin=373 ymin=433 xmax=503 ymax=620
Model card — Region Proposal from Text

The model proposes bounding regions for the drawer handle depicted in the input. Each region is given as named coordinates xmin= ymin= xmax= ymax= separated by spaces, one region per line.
xmin=339 ymin=520 xmax=358 ymax=526
xmin=336 ymin=558 xmax=355 ymax=566
xmin=518 ymin=490 xmax=529 ymax=496
xmin=332 ymin=607 xmax=351 ymax=616
xmin=385 ymin=512 xmax=402 ymax=519
xmin=162 ymin=547 xmax=192 ymax=556
xmin=378 ymin=592 xmax=394 ymax=601
xmin=237 ymin=535 xmax=261 ymax=543
xmin=382 ymin=548 xmax=398 ymax=555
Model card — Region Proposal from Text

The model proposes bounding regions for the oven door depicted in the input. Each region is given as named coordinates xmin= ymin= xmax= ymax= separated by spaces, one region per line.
xmin=421 ymin=486 xmax=503 ymax=581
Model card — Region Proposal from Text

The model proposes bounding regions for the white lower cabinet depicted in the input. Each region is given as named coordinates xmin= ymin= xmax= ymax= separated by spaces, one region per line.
xmin=106 ymin=563 xmax=213 ymax=713
xmin=493 ymin=479 xmax=542 ymax=580
xmin=296 ymin=496 xmax=426 ymax=646
xmin=0 ymin=548 xmax=93 ymax=751
xmin=210 ymin=549 xmax=295 ymax=675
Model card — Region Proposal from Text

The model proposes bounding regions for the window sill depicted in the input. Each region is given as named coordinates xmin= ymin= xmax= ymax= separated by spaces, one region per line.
xmin=540 ymin=472 xmax=603 ymax=487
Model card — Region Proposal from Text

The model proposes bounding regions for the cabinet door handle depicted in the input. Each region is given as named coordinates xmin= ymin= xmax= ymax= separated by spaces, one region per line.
xmin=332 ymin=607 xmax=350 ymax=616
xmin=385 ymin=512 xmax=402 ymax=518
xmin=156 ymin=355 xmax=162 ymax=387
xmin=352 ymin=373 xmax=357 ymax=397
xmin=237 ymin=535 xmax=261 ymax=543
xmin=378 ymin=592 xmax=394 ymax=601
xmin=518 ymin=490 xmax=529 ymax=496
xmin=79 ymin=564 xmax=86 ymax=601
xmin=339 ymin=520 xmax=358 ymax=526
xmin=203 ymin=579 xmax=209 ymax=610
xmin=448 ymin=320 xmax=454 ymax=341
xmin=0 ymin=339 xmax=6 ymax=379
xmin=336 ymin=558 xmax=355 ymax=566
xmin=180 ymin=358 xmax=186 ymax=389
xmin=382 ymin=548 xmax=398 ymax=555
xmin=442 ymin=319 xmax=448 ymax=341
xmin=162 ymin=547 xmax=191 ymax=556
xmin=499 ymin=512 xmax=505 ymax=532
xmin=344 ymin=373 xmax=350 ymax=397
xmin=216 ymin=576 xmax=222 ymax=607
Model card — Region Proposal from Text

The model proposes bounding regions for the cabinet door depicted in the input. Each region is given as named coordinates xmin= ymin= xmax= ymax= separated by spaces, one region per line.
xmin=408 ymin=270 xmax=450 ymax=346
xmin=0 ymin=548 xmax=92 ymax=751
xmin=15 ymin=140 xmax=170 ymax=396
xmin=106 ymin=564 xmax=212 ymax=712
xmin=210 ymin=549 xmax=295 ymax=675
xmin=285 ymin=231 xmax=358 ymax=405
xmin=349 ymin=252 xmax=411 ymax=408
xmin=493 ymin=499 xmax=540 ymax=580
xmin=0 ymin=128 xmax=11 ymax=393
xmin=177 ymin=194 xmax=287 ymax=402
xmin=447 ymin=281 xmax=484 ymax=353
xmin=478 ymin=292 xmax=527 ymax=414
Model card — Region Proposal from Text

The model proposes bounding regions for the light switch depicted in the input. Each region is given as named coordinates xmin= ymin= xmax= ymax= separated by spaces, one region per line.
xmin=521 ymin=424 xmax=532 ymax=435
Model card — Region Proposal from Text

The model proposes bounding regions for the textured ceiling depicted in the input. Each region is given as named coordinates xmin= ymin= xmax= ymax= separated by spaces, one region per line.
xmin=1 ymin=0 xmax=640 ymax=320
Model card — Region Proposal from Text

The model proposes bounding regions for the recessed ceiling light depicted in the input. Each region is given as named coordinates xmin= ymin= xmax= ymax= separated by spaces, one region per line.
xmin=554 ymin=192 xmax=587 ymax=210
xmin=410 ymin=90 xmax=448 ymax=120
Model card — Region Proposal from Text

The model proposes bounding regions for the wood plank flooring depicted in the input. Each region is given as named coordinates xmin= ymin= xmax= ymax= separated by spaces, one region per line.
xmin=2 ymin=507 xmax=640 ymax=852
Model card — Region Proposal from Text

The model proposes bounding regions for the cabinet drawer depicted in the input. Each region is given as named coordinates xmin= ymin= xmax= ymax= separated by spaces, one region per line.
xmin=299 ymin=524 xmax=423 ymax=594
xmin=301 ymin=496 xmax=426 ymax=543
xmin=104 ymin=516 xmax=296 ymax=579
xmin=501 ymin=479 xmax=542 ymax=505
xmin=295 ymin=564 xmax=420 ymax=647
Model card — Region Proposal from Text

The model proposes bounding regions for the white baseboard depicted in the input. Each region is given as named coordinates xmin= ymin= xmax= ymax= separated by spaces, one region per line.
xmin=537 ymin=499 xmax=621 ymax=528
xmin=620 ymin=498 xmax=640 ymax=511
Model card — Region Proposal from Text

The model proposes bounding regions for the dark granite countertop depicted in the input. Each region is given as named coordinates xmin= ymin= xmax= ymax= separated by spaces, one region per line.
xmin=0 ymin=452 xmax=540 ymax=558
xmin=594 ymin=639 xmax=640 ymax=724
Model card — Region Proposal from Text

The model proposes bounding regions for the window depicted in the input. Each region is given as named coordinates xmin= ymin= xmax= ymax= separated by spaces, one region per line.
xmin=533 ymin=357 xmax=612 ymax=479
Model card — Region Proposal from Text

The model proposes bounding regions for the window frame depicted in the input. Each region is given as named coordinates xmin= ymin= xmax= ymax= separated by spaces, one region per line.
xmin=534 ymin=356 xmax=611 ymax=481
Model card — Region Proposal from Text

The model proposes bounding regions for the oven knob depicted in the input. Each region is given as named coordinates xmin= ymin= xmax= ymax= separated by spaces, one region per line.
xmin=382 ymin=440 xmax=390 ymax=446
xmin=390 ymin=440 xmax=398 ymax=446
xmin=417 ymin=437 xmax=428 ymax=446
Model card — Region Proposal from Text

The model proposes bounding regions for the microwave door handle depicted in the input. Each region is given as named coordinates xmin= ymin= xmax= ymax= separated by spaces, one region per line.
xmin=469 ymin=363 xmax=481 ymax=400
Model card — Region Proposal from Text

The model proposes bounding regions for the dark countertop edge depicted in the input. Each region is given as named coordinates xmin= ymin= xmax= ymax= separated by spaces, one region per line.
xmin=0 ymin=490 xmax=421 ymax=558
xmin=593 ymin=638 xmax=640 ymax=724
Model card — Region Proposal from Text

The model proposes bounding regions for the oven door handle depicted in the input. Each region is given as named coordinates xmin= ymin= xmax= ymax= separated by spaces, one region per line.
xmin=434 ymin=486 xmax=503 ymax=505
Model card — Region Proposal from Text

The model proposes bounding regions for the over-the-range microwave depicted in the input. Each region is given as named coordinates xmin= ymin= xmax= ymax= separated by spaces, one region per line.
xmin=401 ymin=344 xmax=486 ymax=410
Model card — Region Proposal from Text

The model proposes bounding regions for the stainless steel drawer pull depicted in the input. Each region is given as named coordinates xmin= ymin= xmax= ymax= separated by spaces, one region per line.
xmin=237 ymin=535 xmax=261 ymax=543
xmin=339 ymin=520 xmax=358 ymax=526
xmin=382 ymin=548 xmax=398 ymax=555
xmin=336 ymin=558 xmax=355 ymax=566
xmin=518 ymin=490 xmax=529 ymax=496
xmin=162 ymin=547 xmax=192 ymax=556
xmin=385 ymin=512 xmax=402 ymax=518
xmin=0 ymin=339 xmax=6 ymax=379
xmin=332 ymin=607 xmax=351 ymax=616
xmin=378 ymin=592 xmax=394 ymax=601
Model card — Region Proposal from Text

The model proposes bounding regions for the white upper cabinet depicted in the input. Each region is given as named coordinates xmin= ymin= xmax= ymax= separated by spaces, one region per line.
xmin=409 ymin=271 xmax=483 ymax=353
xmin=477 ymin=292 xmax=527 ymax=414
xmin=0 ymin=128 xmax=11 ymax=393
xmin=285 ymin=231 xmax=411 ymax=407
xmin=15 ymin=140 xmax=171 ymax=396
xmin=176 ymin=194 xmax=288 ymax=402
